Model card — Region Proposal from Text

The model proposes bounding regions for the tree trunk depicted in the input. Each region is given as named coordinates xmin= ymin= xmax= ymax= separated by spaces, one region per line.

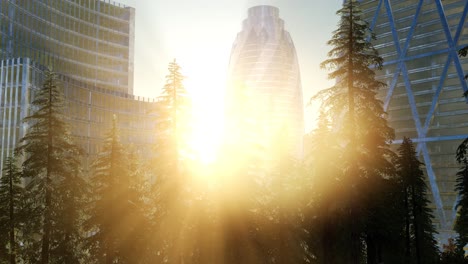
xmin=404 ymin=187 xmax=411 ymax=264
xmin=9 ymin=162 xmax=16 ymax=264
xmin=349 ymin=207 xmax=360 ymax=264
xmin=41 ymin=179 xmax=51 ymax=264
xmin=411 ymin=185 xmax=421 ymax=264
xmin=366 ymin=232 xmax=377 ymax=264
xmin=321 ymin=205 xmax=333 ymax=264
xmin=106 ymin=131 xmax=118 ymax=264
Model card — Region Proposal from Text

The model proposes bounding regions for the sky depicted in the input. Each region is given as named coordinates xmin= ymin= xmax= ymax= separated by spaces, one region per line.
xmin=116 ymin=0 xmax=343 ymax=133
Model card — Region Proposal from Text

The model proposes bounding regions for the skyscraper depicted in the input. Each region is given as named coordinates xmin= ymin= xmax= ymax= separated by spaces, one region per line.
xmin=226 ymin=5 xmax=304 ymax=161
xmin=0 ymin=0 xmax=135 ymax=94
xmin=360 ymin=0 xmax=468 ymax=242
xmin=0 ymin=0 xmax=156 ymax=172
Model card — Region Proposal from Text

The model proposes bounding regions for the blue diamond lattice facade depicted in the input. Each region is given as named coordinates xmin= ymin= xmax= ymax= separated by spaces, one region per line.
xmin=360 ymin=0 xmax=468 ymax=242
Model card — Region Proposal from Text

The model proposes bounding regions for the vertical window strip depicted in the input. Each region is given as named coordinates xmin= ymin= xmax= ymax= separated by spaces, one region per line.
xmin=0 ymin=59 xmax=5 ymax=173
xmin=1 ymin=59 xmax=11 ymax=172
xmin=7 ymin=58 xmax=15 ymax=157
xmin=12 ymin=58 xmax=20 ymax=151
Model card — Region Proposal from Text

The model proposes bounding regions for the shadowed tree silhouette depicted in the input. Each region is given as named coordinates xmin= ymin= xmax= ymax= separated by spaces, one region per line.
xmin=314 ymin=0 xmax=395 ymax=262
xmin=0 ymin=157 xmax=24 ymax=264
xmin=15 ymin=70 xmax=86 ymax=264
xmin=396 ymin=137 xmax=439 ymax=264
xmin=86 ymin=116 xmax=151 ymax=263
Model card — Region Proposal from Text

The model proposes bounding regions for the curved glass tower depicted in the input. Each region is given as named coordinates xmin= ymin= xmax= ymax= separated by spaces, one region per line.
xmin=360 ymin=0 xmax=468 ymax=242
xmin=226 ymin=5 xmax=304 ymax=160
xmin=0 ymin=0 xmax=134 ymax=94
xmin=0 ymin=1 xmax=156 ymax=173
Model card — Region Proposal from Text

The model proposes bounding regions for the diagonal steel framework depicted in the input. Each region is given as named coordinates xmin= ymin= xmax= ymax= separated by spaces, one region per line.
xmin=367 ymin=0 xmax=468 ymax=230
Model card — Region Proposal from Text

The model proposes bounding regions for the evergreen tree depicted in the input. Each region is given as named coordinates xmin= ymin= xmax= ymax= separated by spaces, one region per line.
xmin=459 ymin=45 xmax=468 ymax=81
xmin=314 ymin=0 xmax=395 ymax=262
xmin=52 ymin=159 xmax=88 ymax=264
xmin=455 ymin=137 xmax=468 ymax=252
xmin=0 ymin=157 xmax=24 ymax=264
xmin=86 ymin=116 xmax=151 ymax=263
xmin=396 ymin=137 xmax=439 ymax=264
xmin=156 ymin=59 xmax=191 ymax=174
xmin=366 ymin=175 xmax=407 ymax=264
xmin=15 ymin=70 xmax=87 ymax=264
xmin=440 ymin=238 xmax=468 ymax=264
xmin=150 ymin=60 xmax=194 ymax=263
xmin=455 ymin=45 xmax=468 ymax=253
xmin=86 ymin=116 xmax=130 ymax=263
xmin=303 ymin=111 xmax=345 ymax=263
xmin=245 ymin=145 xmax=309 ymax=264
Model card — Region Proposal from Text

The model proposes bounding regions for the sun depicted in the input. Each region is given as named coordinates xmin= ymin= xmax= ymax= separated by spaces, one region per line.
xmin=183 ymin=72 xmax=226 ymax=166
xmin=187 ymin=110 xmax=224 ymax=165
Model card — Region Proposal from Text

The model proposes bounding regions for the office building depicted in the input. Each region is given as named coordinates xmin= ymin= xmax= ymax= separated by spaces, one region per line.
xmin=226 ymin=5 xmax=304 ymax=161
xmin=0 ymin=0 xmax=156 ymax=172
xmin=1 ymin=0 xmax=134 ymax=94
xmin=360 ymin=0 xmax=468 ymax=242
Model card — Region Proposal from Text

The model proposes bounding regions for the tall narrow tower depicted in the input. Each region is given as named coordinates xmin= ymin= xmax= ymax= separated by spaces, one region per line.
xmin=226 ymin=5 xmax=304 ymax=160
xmin=359 ymin=0 xmax=468 ymax=242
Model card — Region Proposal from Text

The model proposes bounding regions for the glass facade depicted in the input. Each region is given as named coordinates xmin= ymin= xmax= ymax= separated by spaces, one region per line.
xmin=0 ymin=1 xmax=156 ymax=173
xmin=0 ymin=0 xmax=135 ymax=94
xmin=227 ymin=5 xmax=304 ymax=161
xmin=0 ymin=57 xmax=157 ymax=173
xmin=360 ymin=0 xmax=468 ymax=242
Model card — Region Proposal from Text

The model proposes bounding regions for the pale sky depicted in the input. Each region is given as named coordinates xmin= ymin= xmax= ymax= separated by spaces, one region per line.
xmin=116 ymin=0 xmax=343 ymax=133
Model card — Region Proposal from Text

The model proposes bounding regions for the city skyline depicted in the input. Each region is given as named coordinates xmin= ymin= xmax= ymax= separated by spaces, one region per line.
xmin=0 ymin=1 xmax=157 ymax=172
xmin=1 ymin=1 xmax=467 ymax=261
xmin=116 ymin=0 xmax=342 ymax=132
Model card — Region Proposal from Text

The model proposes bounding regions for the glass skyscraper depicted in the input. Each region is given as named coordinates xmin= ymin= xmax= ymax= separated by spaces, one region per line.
xmin=360 ymin=0 xmax=468 ymax=242
xmin=0 ymin=1 xmax=156 ymax=173
xmin=0 ymin=0 xmax=134 ymax=94
xmin=226 ymin=5 xmax=304 ymax=161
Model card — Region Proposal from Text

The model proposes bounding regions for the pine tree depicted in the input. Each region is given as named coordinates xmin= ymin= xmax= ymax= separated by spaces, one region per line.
xmin=150 ymin=60 xmax=194 ymax=262
xmin=440 ymin=238 xmax=468 ymax=264
xmin=52 ymin=158 xmax=88 ymax=264
xmin=0 ymin=157 xmax=24 ymax=264
xmin=396 ymin=137 xmax=439 ymax=264
xmin=303 ymin=111 xmax=345 ymax=263
xmin=315 ymin=0 xmax=395 ymax=262
xmin=459 ymin=45 xmax=468 ymax=82
xmin=15 ymin=70 xmax=87 ymax=264
xmin=455 ymin=46 xmax=468 ymax=253
xmin=86 ymin=116 xmax=151 ymax=263
xmin=87 ymin=116 xmax=128 ymax=263
xmin=156 ymin=59 xmax=191 ymax=173
xmin=455 ymin=137 xmax=468 ymax=253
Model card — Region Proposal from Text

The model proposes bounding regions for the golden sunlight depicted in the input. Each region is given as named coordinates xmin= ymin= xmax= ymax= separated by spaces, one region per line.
xmin=184 ymin=70 xmax=226 ymax=166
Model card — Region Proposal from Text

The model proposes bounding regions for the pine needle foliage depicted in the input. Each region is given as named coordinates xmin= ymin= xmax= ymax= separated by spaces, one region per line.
xmin=455 ymin=46 xmax=468 ymax=251
xmin=86 ymin=116 xmax=129 ymax=263
xmin=86 ymin=116 xmax=151 ymax=263
xmin=396 ymin=137 xmax=439 ymax=264
xmin=149 ymin=60 xmax=193 ymax=263
xmin=312 ymin=0 xmax=395 ymax=262
xmin=156 ymin=59 xmax=191 ymax=171
xmin=15 ymin=69 xmax=87 ymax=264
xmin=0 ymin=157 xmax=24 ymax=264
xmin=317 ymin=0 xmax=395 ymax=186
xmin=455 ymin=137 xmax=468 ymax=252
xmin=303 ymin=111 xmax=350 ymax=264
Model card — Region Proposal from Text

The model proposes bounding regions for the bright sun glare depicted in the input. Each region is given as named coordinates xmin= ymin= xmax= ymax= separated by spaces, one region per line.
xmin=184 ymin=67 xmax=226 ymax=166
